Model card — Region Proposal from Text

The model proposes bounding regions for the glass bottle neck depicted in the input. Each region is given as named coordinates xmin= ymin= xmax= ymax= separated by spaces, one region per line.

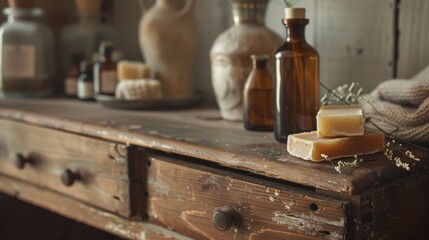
xmin=78 ymin=12 xmax=101 ymax=25
xmin=283 ymin=19 xmax=308 ymax=42
xmin=231 ymin=0 xmax=268 ymax=25
xmin=4 ymin=8 xmax=43 ymax=22
xmin=99 ymin=53 xmax=113 ymax=62
xmin=253 ymin=60 xmax=268 ymax=69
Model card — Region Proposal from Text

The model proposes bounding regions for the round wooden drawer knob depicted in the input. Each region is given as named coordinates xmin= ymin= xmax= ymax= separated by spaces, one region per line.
xmin=60 ymin=168 xmax=80 ymax=187
xmin=14 ymin=153 xmax=30 ymax=170
xmin=212 ymin=206 xmax=241 ymax=232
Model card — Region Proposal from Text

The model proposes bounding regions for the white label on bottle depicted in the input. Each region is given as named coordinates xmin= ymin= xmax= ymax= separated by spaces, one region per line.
xmin=77 ymin=81 xmax=94 ymax=99
xmin=2 ymin=44 xmax=36 ymax=79
xmin=65 ymin=77 xmax=78 ymax=95
xmin=101 ymin=70 xmax=117 ymax=93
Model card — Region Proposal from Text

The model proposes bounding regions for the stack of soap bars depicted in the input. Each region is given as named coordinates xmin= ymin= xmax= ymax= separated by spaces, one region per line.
xmin=287 ymin=105 xmax=385 ymax=162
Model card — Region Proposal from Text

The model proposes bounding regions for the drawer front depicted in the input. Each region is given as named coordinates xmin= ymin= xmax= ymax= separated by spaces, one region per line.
xmin=145 ymin=153 xmax=350 ymax=240
xmin=0 ymin=119 xmax=136 ymax=217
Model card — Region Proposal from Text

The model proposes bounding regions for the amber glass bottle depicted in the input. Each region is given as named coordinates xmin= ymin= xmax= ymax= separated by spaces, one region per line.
xmin=64 ymin=52 xmax=84 ymax=97
xmin=94 ymin=41 xmax=117 ymax=96
xmin=243 ymin=55 xmax=274 ymax=131
xmin=77 ymin=60 xmax=94 ymax=101
xmin=274 ymin=8 xmax=319 ymax=143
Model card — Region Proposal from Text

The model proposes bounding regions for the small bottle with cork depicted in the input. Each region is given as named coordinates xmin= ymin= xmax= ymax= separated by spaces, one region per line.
xmin=243 ymin=54 xmax=274 ymax=131
xmin=274 ymin=8 xmax=320 ymax=142
xmin=94 ymin=41 xmax=118 ymax=96
xmin=77 ymin=61 xmax=94 ymax=101
xmin=64 ymin=52 xmax=84 ymax=97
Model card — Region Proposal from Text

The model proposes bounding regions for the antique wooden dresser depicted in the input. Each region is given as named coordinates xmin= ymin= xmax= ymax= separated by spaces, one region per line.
xmin=0 ymin=99 xmax=427 ymax=239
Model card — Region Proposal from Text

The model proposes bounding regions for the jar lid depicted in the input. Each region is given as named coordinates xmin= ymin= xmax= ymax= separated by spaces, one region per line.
xmin=284 ymin=8 xmax=306 ymax=19
xmin=8 ymin=0 xmax=35 ymax=9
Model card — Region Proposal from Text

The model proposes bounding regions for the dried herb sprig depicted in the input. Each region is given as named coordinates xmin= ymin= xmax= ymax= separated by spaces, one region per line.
xmin=321 ymin=82 xmax=427 ymax=173
xmin=275 ymin=0 xmax=301 ymax=8
xmin=321 ymin=82 xmax=363 ymax=105
xmin=322 ymin=154 xmax=363 ymax=174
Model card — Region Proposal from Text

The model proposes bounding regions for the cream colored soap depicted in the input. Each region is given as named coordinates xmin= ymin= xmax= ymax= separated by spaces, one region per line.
xmin=317 ymin=105 xmax=364 ymax=137
xmin=115 ymin=79 xmax=162 ymax=100
xmin=287 ymin=130 xmax=385 ymax=162
xmin=117 ymin=60 xmax=151 ymax=81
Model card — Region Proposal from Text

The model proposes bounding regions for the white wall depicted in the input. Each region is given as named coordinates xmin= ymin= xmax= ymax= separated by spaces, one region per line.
xmin=114 ymin=0 xmax=300 ymax=105
xmin=114 ymin=0 xmax=422 ymax=105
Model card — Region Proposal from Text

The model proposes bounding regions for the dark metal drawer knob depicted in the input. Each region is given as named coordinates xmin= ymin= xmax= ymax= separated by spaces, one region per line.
xmin=14 ymin=153 xmax=30 ymax=170
xmin=60 ymin=169 xmax=80 ymax=187
xmin=212 ymin=206 xmax=241 ymax=232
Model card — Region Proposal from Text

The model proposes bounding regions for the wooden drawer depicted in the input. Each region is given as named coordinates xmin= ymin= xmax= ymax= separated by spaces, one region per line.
xmin=0 ymin=119 xmax=142 ymax=217
xmin=144 ymin=152 xmax=350 ymax=240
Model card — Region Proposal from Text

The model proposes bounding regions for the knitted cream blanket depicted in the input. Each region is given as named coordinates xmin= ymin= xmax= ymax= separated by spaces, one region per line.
xmin=361 ymin=66 xmax=429 ymax=142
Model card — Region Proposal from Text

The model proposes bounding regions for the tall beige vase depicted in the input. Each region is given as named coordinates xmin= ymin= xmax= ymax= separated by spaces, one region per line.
xmin=211 ymin=0 xmax=282 ymax=121
xmin=138 ymin=0 xmax=196 ymax=98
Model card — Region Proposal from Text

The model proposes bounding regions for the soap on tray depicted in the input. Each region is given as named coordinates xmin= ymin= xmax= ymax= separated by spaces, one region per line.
xmin=117 ymin=60 xmax=151 ymax=81
xmin=317 ymin=105 xmax=364 ymax=137
xmin=287 ymin=130 xmax=385 ymax=162
xmin=115 ymin=79 xmax=162 ymax=100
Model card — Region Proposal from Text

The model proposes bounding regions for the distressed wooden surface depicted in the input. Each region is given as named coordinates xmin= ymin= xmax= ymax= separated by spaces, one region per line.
xmin=145 ymin=153 xmax=349 ymax=240
xmin=0 ymin=174 xmax=190 ymax=240
xmin=0 ymin=119 xmax=135 ymax=217
xmin=359 ymin=172 xmax=429 ymax=239
xmin=0 ymin=99 xmax=428 ymax=196
xmin=397 ymin=0 xmax=429 ymax=79
xmin=314 ymin=0 xmax=395 ymax=92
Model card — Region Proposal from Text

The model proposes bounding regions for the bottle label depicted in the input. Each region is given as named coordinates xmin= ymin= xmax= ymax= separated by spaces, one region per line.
xmin=101 ymin=70 xmax=117 ymax=93
xmin=78 ymin=81 xmax=94 ymax=99
xmin=2 ymin=44 xmax=36 ymax=79
xmin=65 ymin=77 xmax=78 ymax=96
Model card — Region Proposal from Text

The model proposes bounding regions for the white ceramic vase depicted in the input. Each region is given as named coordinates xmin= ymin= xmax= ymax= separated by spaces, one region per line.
xmin=138 ymin=0 xmax=196 ymax=98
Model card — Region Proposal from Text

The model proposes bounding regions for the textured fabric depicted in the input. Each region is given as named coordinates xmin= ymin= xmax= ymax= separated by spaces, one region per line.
xmin=360 ymin=67 xmax=429 ymax=142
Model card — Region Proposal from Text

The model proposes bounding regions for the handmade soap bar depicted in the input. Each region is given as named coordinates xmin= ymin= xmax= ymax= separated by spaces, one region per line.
xmin=317 ymin=105 xmax=364 ymax=137
xmin=115 ymin=79 xmax=162 ymax=100
xmin=287 ymin=130 xmax=385 ymax=162
xmin=117 ymin=60 xmax=151 ymax=81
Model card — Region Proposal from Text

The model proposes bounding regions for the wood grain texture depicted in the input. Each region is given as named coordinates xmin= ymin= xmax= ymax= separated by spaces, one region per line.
xmin=0 ymin=99 xmax=428 ymax=196
xmin=0 ymin=174 xmax=190 ymax=240
xmin=314 ymin=0 xmax=395 ymax=92
xmin=0 ymin=119 xmax=135 ymax=217
xmin=397 ymin=0 xmax=429 ymax=78
xmin=145 ymin=153 xmax=349 ymax=240
xmin=359 ymin=172 xmax=429 ymax=239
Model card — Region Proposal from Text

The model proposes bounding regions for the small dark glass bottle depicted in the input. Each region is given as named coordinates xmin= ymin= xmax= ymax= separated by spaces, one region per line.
xmin=64 ymin=52 xmax=84 ymax=97
xmin=94 ymin=41 xmax=117 ymax=96
xmin=243 ymin=55 xmax=274 ymax=131
xmin=77 ymin=61 xmax=94 ymax=101
xmin=274 ymin=8 xmax=319 ymax=142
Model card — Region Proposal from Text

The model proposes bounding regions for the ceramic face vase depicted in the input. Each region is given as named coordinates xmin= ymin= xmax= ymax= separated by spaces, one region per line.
xmin=210 ymin=0 xmax=282 ymax=121
xmin=138 ymin=0 xmax=196 ymax=98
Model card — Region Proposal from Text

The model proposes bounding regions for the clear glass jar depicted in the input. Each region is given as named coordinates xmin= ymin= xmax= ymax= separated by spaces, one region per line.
xmin=60 ymin=11 xmax=114 ymax=81
xmin=0 ymin=7 xmax=55 ymax=97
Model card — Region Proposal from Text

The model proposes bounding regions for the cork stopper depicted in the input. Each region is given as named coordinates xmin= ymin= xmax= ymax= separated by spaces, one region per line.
xmin=8 ymin=0 xmax=35 ymax=8
xmin=284 ymin=8 xmax=306 ymax=19
xmin=75 ymin=0 xmax=102 ymax=14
